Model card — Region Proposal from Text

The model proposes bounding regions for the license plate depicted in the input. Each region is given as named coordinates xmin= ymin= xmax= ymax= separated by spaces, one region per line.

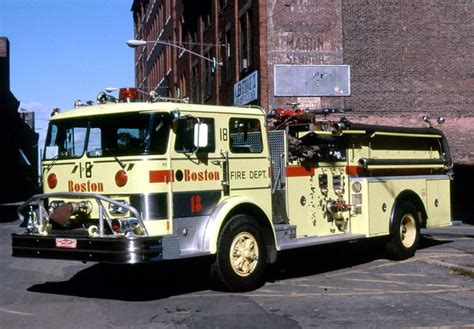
xmin=55 ymin=238 xmax=77 ymax=249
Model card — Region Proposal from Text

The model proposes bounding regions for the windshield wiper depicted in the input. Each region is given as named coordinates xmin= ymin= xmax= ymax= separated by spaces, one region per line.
xmin=114 ymin=156 xmax=126 ymax=169
xmin=45 ymin=155 xmax=59 ymax=172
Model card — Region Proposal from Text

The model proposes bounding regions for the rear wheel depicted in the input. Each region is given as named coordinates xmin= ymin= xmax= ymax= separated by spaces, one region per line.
xmin=211 ymin=214 xmax=267 ymax=291
xmin=386 ymin=201 xmax=420 ymax=260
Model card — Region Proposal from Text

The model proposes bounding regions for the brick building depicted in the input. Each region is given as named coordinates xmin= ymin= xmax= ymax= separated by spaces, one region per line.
xmin=131 ymin=1 xmax=473 ymax=219
xmin=131 ymin=0 xmax=267 ymax=107
xmin=0 ymin=37 xmax=39 ymax=203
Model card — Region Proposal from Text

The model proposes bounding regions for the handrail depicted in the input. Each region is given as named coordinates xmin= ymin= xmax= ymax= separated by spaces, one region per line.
xmin=358 ymin=158 xmax=445 ymax=169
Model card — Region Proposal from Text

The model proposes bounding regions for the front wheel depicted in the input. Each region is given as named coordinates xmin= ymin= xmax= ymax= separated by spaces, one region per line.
xmin=211 ymin=214 xmax=267 ymax=291
xmin=386 ymin=201 xmax=420 ymax=260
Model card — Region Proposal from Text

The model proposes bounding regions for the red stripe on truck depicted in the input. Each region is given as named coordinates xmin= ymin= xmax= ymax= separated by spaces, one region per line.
xmin=149 ymin=170 xmax=174 ymax=183
xmin=286 ymin=166 xmax=315 ymax=177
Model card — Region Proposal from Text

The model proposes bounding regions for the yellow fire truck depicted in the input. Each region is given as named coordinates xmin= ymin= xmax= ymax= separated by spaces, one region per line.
xmin=11 ymin=88 xmax=453 ymax=291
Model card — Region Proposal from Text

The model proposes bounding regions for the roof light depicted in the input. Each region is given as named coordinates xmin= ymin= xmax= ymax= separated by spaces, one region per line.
xmin=119 ymin=88 xmax=138 ymax=103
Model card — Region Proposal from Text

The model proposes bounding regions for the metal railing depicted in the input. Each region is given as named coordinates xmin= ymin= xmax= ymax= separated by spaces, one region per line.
xmin=17 ymin=192 xmax=149 ymax=237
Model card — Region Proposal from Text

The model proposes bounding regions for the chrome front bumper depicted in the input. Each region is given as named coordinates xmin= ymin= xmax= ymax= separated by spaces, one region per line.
xmin=11 ymin=233 xmax=167 ymax=263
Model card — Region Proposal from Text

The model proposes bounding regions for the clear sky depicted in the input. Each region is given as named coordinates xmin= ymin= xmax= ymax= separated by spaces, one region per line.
xmin=1 ymin=0 xmax=135 ymax=146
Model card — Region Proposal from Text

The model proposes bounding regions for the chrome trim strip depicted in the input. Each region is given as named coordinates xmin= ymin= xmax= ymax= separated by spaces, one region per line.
xmin=350 ymin=174 xmax=449 ymax=182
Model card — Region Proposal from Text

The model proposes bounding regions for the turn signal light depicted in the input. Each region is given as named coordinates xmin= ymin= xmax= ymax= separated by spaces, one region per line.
xmin=111 ymin=219 xmax=121 ymax=233
xmin=47 ymin=173 xmax=57 ymax=189
xmin=115 ymin=170 xmax=128 ymax=187
xmin=111 ymin=218 xmax=140 ymax=234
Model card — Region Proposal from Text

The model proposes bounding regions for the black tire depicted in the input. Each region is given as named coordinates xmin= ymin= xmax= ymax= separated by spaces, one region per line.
xmin=386 ymin=201 xmax=420 ymax=260
xmin=211 ymin=214 xmax=267 ymax=292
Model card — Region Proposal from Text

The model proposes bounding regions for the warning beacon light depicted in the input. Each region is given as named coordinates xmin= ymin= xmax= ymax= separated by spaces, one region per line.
xmin=119 ymin=88 xmax=138 ymax=102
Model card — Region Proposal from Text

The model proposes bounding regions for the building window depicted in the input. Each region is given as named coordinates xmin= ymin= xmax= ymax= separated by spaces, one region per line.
xmin=175 ymin=84 xmax=180 ymax=99
xmin=178 ymin=16 xmax=185 ymax=55
xmin=203 ymin=13 xmax=211 ymax=31
xmin=239 ymin=10 xmax=253 ymax=72
xmin=204 ymin=52 xmax=213 ymax=100
xmin=159 ymin=51 xmax=164 ymax=84
xmin=219 ymin=0 xmax=228 ymax=12
xmin=224 ymin=29 xmax=232 ymax=81
xmin=192 ymin=64 xmax=200 ymax=103
xmin=246 ymin=12 xmax=253 ymax=67
xmin=229 ymin=118 xmax=262 ymax=153
xmin=166 ymin=40 xmax=171 ymax=73
xmin=180 ymin=74 xmax=187 ymax=99
xmin=165 ymin=0 xmax=171 ymax=21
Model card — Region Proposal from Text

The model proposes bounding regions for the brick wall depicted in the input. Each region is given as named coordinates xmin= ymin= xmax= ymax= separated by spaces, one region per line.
xmin=0 ymin=37 xmax=7 ymax=57
xmin=0 ymin=37 xmax=10 ymax=99
xmin=345 ymin=114 xmax=474 ymax=165
xmin=265 ymin=0 xmax=344 ymax=110
xmin=0 ymin=37 xmax=39 ymax=202
xmin=342 ymin=1 xmax=474 ymax=164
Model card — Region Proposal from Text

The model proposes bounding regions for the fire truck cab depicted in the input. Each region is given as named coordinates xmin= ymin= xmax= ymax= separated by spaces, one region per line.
xmin=12 ymin=89 xmax=453 ymax=291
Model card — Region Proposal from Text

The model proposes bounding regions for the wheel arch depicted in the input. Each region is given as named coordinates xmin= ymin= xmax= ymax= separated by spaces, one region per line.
xmin=203 ymin=196 xmax=277 ymax=263
xmin=390 ymin=190 xmax=428 ymax=234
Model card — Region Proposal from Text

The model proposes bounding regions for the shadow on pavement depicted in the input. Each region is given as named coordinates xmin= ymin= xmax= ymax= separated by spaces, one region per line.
xmin=269 ymin=235 xmax=450 ymax=282
xmin=27 ymin=235 xmax=451 ymax=301
xmin=28 ymin=257 xmax=215 ymax=301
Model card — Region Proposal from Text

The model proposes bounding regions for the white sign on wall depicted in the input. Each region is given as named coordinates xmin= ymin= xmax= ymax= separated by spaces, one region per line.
xmin=234 ymin=70 xmax=258 ymax=106
xmin=274 ymin=65 xmax=350 ymax=97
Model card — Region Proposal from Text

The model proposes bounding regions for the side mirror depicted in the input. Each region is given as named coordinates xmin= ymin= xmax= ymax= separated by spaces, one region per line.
xmin=194 ymin=122 xmax=208 ymax=149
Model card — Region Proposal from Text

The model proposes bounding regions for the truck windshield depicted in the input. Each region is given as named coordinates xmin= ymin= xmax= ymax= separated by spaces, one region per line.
xmin=44 ymin=112 xmax=171 ymax=160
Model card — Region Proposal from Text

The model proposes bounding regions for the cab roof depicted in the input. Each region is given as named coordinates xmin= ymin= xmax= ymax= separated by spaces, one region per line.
xmin=50 ymin=102 xmax=265 ymax=121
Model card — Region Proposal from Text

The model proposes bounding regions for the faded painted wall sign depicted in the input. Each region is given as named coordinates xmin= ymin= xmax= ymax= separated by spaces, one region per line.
xmin=274 ymin=65 xmax=350 ymax=97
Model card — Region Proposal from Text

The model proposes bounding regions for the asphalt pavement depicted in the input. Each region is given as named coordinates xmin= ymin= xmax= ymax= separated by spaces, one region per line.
xmin=1 ymin=220 xmax=473 ymax=328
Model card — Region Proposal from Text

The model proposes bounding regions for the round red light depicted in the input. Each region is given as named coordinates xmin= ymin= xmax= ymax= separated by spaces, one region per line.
xmin=111 ymin=219 xmax=121 ymax=233
xmin=115 ymin=170 xmax=128 ymax=187
xmin=47 ymin=173 xmax=57 ymax=189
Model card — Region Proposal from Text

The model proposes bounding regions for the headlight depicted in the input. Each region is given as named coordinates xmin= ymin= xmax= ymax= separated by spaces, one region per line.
xmin=108 ymin=200 xmax=129 ymax=215
xmin=48 ymin=200 xmax=64 ymax=213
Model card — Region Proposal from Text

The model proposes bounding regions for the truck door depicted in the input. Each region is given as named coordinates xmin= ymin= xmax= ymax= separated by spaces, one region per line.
xmin=225 ymin=117 xmax=272 ymax=209
xmin=170 ymin=116 xmax=223 ymax=220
